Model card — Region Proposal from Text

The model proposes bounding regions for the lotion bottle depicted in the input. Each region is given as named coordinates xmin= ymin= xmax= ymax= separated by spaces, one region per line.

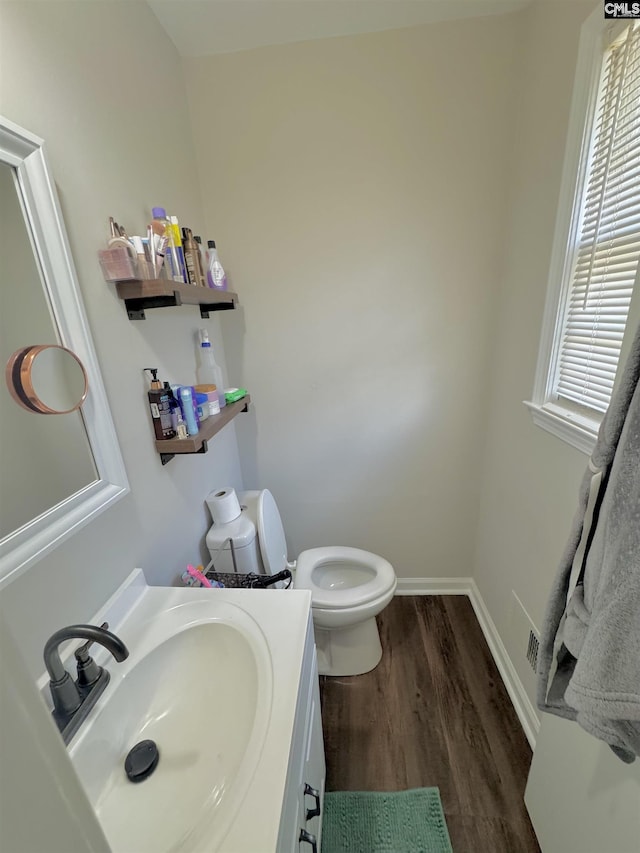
xmin=179 ymin=386 xmax=199 ymax=435
xmin=206 ymin=240 xmax=228 ymax=290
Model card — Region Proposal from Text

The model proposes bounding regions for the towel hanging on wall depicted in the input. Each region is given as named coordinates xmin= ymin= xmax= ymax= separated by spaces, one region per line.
xmin=537 ymin=321 xmax=640 ymax=764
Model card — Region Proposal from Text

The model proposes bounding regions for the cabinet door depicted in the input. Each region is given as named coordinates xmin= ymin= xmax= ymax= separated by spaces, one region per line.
xmin=279 ymin=776 xmax=301 ymax=853
xmin=278 ymin=621 xmax=327 ymax=853
xmin=300 ymin=654 xmax=326 ymax=848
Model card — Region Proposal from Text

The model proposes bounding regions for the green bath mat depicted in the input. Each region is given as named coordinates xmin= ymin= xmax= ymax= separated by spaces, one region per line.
xmin=321 ymin=788 xmax=453 ymax=853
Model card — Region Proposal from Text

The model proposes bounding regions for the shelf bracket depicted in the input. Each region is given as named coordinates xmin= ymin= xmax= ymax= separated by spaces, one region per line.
xmin=124 ymin=290 xmax=183 ymax=320
xmin=159 ymin=438 xmax=208 ymax=466
xmin=199 ymin=298 xmax=236 ymax=319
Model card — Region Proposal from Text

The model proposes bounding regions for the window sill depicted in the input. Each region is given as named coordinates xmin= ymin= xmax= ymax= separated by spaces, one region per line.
xmin=523 ymin=401 xmax=598 ymax=455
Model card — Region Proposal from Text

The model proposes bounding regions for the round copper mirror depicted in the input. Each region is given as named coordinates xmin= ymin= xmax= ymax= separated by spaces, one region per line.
xmin=5 ymin=345 xmax=89 ymax=414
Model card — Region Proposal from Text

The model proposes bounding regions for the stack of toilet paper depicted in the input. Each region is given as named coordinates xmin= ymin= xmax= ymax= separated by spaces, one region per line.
xmin=207 ymin=487 xmax=241 ymax=524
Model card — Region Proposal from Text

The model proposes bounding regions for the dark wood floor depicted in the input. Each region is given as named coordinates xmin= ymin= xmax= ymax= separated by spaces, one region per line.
xmin=319 ymin=596 xmax=541 ymax=853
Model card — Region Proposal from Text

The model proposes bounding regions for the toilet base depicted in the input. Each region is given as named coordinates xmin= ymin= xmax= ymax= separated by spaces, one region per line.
xmin=314 ymin=617 xmax=383 ymax=677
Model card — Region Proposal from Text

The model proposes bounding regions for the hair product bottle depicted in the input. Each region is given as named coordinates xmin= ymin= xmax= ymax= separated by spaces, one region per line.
xmin=151 ymin=207 xmax=181 ymax=282
xmin=168 ymin=215 xmax=187 ymax=283
xmin=182 ymin=227 xmax=205 ymax=287
xmin=145 ymin=368 xmax=176 ymax=440
xmin=194 ymin=236 xmax=206 ymax=287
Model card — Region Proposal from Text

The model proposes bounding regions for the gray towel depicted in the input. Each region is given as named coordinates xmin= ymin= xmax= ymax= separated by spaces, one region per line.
xmin=537 ymin=322 xmax=640 ymax=763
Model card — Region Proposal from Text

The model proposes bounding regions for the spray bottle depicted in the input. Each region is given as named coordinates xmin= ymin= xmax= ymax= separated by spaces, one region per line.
xmin=196 ymin=329 xmax=226 ymax=408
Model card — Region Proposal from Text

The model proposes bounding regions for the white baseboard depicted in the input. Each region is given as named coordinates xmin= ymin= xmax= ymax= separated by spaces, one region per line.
xmin=394 ymin=576 xmax=473 ymax=595
xmin=467 ymin=579 xmax=540 ymax=750
xmin=394 ymin=577 xmax=540 ymax=750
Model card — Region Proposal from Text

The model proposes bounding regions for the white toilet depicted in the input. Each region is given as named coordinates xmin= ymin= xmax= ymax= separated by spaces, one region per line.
xmin=206 ymin=489 xmax=397 ymax=676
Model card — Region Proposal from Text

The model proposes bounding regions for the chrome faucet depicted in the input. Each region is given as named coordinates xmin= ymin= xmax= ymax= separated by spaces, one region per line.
xmin=43 ymin=622 xmax=129 ymax=744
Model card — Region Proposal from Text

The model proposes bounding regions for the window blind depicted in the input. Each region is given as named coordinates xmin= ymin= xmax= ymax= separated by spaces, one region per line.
xmin=556 ymin=22 xmax=640 ymax=414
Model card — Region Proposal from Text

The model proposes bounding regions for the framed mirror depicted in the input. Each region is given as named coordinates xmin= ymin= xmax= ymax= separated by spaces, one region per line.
xmin=0 ymin=116 xmax=129 ymax=588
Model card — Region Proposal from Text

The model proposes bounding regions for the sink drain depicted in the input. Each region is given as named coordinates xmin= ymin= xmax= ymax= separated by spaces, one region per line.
xmin=125 ymin=739 xmax=159 ymax=783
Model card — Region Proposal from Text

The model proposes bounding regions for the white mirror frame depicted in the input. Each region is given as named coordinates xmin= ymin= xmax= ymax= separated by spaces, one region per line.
xmin=0 ymin=116 xmax=129 ymax=589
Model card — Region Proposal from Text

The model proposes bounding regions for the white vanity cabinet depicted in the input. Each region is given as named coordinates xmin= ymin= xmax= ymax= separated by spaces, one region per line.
xmin=277 ymin=615 xmax=326 ymax=853
xmin=52 ymin=577 xmax=323 ymax=853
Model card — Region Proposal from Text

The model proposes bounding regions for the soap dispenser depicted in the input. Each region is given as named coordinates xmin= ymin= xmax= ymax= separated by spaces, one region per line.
xmin=145 ymin=368 xmax=176 ymax=440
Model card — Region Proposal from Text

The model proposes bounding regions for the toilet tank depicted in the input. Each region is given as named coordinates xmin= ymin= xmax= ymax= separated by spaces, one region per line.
xmin=205 ymin=508 xmax=264 ymax=575
xmin=238 ymin=490 xmax=262 ymax=525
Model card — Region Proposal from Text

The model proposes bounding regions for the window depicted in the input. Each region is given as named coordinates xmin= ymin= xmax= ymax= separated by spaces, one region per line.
xmin=527 ymin=10 xmax=640 ymax=454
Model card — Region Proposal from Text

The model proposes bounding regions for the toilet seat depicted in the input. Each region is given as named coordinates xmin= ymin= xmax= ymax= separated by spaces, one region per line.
xmin=295 ymin=546 xmax=396 ymax=610
xmin=256 ymin=489 xmax=291 ymax=575
xmin=234 ymin=487 xmax=398 ymax=676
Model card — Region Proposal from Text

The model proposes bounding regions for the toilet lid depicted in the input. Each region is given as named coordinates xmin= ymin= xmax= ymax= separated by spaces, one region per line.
xmin=295 ymin=546 xmax=396 ymax=609
xmin=256 ymin=489 xmax=289 ymax=575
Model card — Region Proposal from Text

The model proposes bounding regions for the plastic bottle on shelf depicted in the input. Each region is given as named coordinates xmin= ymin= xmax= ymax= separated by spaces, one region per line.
xmin=179 ymin=386 xmax=199 ymax=435
xmin=168 ymin=215 xmax=187 ymax=282
xmin=182 ymin=227 xmax=204 ymax=286
xmin=199 ymin=237 xmax=208 ymax=270
xmin=151 ymin=207 xmax=181 ymax=282
xmin=145 ymin=368 xmax=176 ymax=440
xmin=194 ymin=236 xmax=206 ymax=287
xmin=196 ymin=329 xmax=226 ymax=408
xmin=206 ymin=240 xmax=227 ymax=290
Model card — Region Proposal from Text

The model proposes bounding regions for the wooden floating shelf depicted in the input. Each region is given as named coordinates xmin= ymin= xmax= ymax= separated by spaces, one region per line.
xmin=155 ymin=396 xmax=250 ymax=465
xmin=115 ymin=279 xmax=238 ymax=320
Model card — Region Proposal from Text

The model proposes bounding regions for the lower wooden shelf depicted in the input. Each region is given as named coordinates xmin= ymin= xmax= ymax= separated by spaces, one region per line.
xmin=115 ymin=279 xmax=237 ymax=320
xmin=155 ymin=395 xmax=250 ymax=464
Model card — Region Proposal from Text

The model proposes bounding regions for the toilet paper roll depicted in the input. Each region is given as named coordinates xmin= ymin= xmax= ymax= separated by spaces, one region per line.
xmin=208 ymin=487 xmax=242 ymax=525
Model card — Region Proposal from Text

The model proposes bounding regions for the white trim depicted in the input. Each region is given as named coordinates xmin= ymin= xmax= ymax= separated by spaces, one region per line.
xmin=394 ymin=577 xmax=539 ymax=750
xmin=528 ymin=7 xmax=631 ymax=449
xmin=531 ymin=7 xmax=604 ymax=409
xmin=523 ymin=401 xmax=596 ymax=455
xmin=0 ymin=116 xmax=129 ymax=589
xmin=394 ymin=576 xmax=473 ymax=595
xmin=467 ymin=580 xmax=540 ymax=750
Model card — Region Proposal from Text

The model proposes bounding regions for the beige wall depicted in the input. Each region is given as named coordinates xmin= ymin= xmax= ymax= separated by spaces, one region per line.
xmin=185 ymin=15 xmax=520 ymax=577
xmin=0 ymin=615 xmax=108 ymax=852
xmin=1 ymin=2 xmax=639 ymax=850
xmin=0 ymin=1 xmax=244 ymax=677
xmin=471 ymin=1 xmax=640 ymax=848
xmin=473 ymin=0 xmax=591 ymax=716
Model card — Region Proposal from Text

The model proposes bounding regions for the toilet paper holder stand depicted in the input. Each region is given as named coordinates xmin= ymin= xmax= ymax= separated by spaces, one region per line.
xmin=204 ymin=536 xmax=239 ymax=575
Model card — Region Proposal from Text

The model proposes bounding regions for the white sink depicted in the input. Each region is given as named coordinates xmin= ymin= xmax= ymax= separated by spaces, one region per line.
xmin=68 ymin=596 xmax=274 ymax=853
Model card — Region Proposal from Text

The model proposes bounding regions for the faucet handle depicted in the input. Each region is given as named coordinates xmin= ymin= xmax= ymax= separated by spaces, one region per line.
xmin=74 ymin=622 xmax=108 ymax=687
xmin=74 ymin=621 xmax=108 ymax=661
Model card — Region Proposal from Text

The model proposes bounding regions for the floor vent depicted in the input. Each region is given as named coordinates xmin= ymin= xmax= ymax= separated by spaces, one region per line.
xmin=526 ymin=630 xmax=539 ymax=673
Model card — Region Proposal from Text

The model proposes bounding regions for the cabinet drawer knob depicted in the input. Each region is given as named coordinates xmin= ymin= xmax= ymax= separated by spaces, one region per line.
xmin=299 ymin=828 xmax=317 ymax=852
xmin=303 ymin=783 xmax=321 ymax=821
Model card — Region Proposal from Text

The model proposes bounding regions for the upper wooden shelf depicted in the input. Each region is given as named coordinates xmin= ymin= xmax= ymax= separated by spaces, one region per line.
xmin=155 ymin=395 xmax=251 ymax=465
xmin=115 ymin=279 xmax=238 ymax=320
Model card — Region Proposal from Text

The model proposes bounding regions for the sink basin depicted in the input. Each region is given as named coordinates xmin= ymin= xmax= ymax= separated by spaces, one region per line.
xmin=69 ymin=599 xmax=273 ymax=853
